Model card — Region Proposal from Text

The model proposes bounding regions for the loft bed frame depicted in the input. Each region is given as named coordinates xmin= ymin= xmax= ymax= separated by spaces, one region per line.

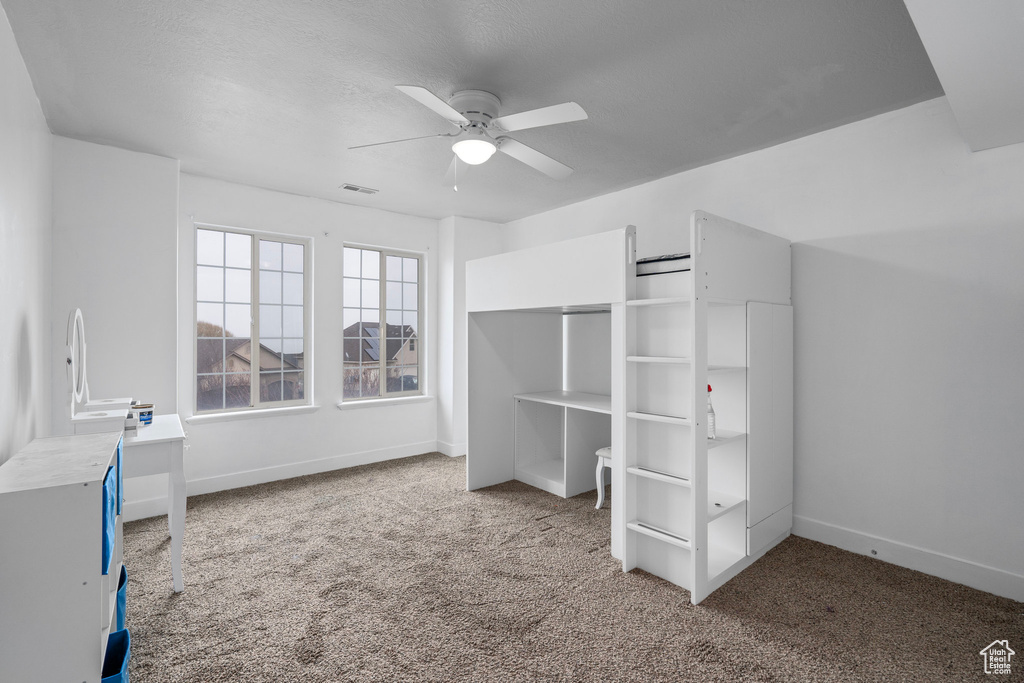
xmin=465 ymin=212 xmax=792 ymax=604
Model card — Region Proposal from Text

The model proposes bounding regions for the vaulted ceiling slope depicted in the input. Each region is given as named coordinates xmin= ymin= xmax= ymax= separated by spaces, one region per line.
xmin=3 ymin=0 xmax=943 ymax=223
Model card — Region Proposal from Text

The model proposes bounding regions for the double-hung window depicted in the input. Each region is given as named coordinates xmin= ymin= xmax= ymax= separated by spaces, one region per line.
xmin=195 ymin=225 xmax=311 ymax=413
xmin=342 ymin=246 xmax=421 ymax=400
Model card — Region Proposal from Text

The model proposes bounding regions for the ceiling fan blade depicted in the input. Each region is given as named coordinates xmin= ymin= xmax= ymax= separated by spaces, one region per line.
xmin=395 ymin=85 xmax=469 ymax=126
xmin=348 ymin=133 xmax=448 ymax=150
xmin=497 ymin=138 xmax=574 ymax=179
xmin=443 ymin=156 xmax=457 ymax=189
xmin=491 ymin=102 xmax=587 ymax=133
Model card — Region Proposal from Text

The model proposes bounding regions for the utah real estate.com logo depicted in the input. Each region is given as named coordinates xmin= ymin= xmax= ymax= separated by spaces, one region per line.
xmin=980 ymin=640 xmax=1014 ymax=675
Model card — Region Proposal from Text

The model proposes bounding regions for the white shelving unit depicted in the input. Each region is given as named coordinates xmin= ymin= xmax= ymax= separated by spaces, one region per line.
xmin=617 ymin=210 xmax=793 ymax=604
xmin=0 ymin=430 xmax=125 ymax=682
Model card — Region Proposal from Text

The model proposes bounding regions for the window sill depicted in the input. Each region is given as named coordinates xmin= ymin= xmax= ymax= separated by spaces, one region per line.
xmin=335 ymin=395 xmax=433 ymax=410
xmin=186 ymin=404 xmax=320 ymax=425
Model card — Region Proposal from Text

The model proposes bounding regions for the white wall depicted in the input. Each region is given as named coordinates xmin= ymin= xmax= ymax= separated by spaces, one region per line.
xmin=564 ymin=313 xmax=611 ymax=396
xmin=51 ymin=138 xmax=180 ymax=434
xmin=436 ymin=216 xmax=502 ymax=456
xmin=0 ymin=6 xmax=52 ymax=464
xmin=502 ymin=97 xmax=1024 ymax=601
xmin=171 ymin=175 xmax=440 ymax=512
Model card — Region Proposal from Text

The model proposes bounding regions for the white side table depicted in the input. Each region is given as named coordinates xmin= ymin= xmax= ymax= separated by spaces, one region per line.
xmin=123 ymin=414 xmax=186 ymax=592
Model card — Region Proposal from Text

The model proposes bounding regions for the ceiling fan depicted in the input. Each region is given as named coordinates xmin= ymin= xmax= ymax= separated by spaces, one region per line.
xmin=350 ymin=85 xmax=587 ymax=187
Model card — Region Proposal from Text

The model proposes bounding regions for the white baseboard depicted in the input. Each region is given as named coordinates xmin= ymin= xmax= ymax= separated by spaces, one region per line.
xmin=122 ymin=440 xmax=438 ymax=523
xmin=793 ymin=515 xmax=1024 ymax=603
xmin=436 ymin=440 xmax=466 ymax=458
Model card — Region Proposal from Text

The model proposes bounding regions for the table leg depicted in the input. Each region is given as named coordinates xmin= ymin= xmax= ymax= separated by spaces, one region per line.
xmin=595 ymin=458 xmax=605 ymax=509
xmin=167 ymin=445 xmax=185 ymax=592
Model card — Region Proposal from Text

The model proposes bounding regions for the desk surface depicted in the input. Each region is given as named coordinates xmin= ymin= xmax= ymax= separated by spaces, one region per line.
xmin=123 ymin=414 xmax=184 ymax=446
xmin=514 ymin=391 xmax=612 ymax=414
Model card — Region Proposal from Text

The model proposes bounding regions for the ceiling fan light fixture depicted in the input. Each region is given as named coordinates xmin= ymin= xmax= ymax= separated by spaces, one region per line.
xmin=452 ymin=138 xmax=496 ymax=165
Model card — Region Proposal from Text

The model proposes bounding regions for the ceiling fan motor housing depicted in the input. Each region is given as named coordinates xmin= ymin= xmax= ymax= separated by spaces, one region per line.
xmin=449 ymin=90 xmax=501 ymax=129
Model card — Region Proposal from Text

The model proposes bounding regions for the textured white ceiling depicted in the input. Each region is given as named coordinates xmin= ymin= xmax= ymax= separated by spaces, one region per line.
xmin=3 ymin=0 xmax=942 ymax=223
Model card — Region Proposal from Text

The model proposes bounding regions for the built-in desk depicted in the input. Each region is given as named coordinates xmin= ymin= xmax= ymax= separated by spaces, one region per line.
xmin=123 ymin=414 xmax=186 ymax=592
xmin=514 ymin=391 xmax=611 ymax=498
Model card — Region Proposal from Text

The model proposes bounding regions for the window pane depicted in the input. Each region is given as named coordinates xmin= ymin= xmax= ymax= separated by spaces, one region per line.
xmin=197 ymin=266 xmax=224 ymax=302
xmin=259 ymin=338 xmax=285 ymax=371
xmin=343 ymin=308 xmax=360 ymax=333
xmin=283 ymin=305 xmax=303 ymax=338
xmin=283 ymin=273 xmax=303 ymax=305
xmin=362 ymin=250 xmax=380 ymax=279
xmin=260 ymin=349 xmax=283 ymax=371
xmin=223 ymin=337 xmax=251 ymax=374
xmin=386 ymin=255 xmax=402 ymax=281
xmin=260 ymin=304 xmax=282 ymax=337
xmin=361 ymin=367 xmax=380 ymax=397
xmin=403 ymin=257 xmax=418 ymax=283
xmin=386 ymin=310 xmax=402 ymax=326
xmin=197 ymin=230 xmax=223 ymax=266
xmin=260 ymin=372 xmax=283 ymax=402
xmin=343 ymin=367 xmax=362 ymax=398
xmin=197 ymin=302 xmax=223 ymax=332
xmin=404 ymin=311 xmax=417 ymax=331
xmin=403 ymin=283 xmax=418 ymax=310
xmin=260 ymin=270 xmax=282 ymax=304
xmin=361 ymin=280 xmax=379 ymax=309
xmin=386 ymin=281 xmax=402 ymax=309
xmin=225 ymin=232 xmax=251 ymax=268
xmin=224 ymin=304 xmax=250 ymax=338
xmin=343 ymin=247 xmax=361 ymax=277
xmin=283 ymin=243 xmax=303 ymax=273
xmin=196 ymin=339 xmax=224 ymax=374
xmin=343 ymin=278 xmax=360 ymax=308
xmin=282 ymin=371 xmax=303 ymax=400
xmin=282 ymin=338 xmax=303 ymax=355
xmin=197 ymin=374 xmax=224 ymax=411
xmin=225 ymin=373 xmax=251 ymax=408
xmin=225 ymin=268 xmax=250 ymax=303
xmin=259 ymin=240 xmax=282 ymax=270
xmin=343 ymin=338 xmax=359 ymax=364
xmin=361 ymin=307 xmax=379 ymax=323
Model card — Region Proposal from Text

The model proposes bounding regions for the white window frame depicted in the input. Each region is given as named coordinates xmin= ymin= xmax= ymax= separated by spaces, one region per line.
xmin=341 ymin=243 xmax=424 ymax=402
xmin=193 ymin=222 xmax=313 ymax=415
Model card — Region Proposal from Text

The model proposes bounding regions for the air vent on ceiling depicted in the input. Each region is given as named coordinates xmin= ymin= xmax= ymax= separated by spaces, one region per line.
xmin=340 ymin=183 xmax=378 ymax=195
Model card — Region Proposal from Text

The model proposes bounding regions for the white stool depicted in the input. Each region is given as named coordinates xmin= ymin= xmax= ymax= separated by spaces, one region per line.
xmin=595 ymin=446 xmax=612 ymax=509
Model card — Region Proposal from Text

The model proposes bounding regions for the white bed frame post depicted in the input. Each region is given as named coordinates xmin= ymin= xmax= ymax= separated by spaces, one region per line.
xmin=610 ymin=229 xmax=636 ymax=561
xmin=689 ymin=213 xmax=711 ymax=603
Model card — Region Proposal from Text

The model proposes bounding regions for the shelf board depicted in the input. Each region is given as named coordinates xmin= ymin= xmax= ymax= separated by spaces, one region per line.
xmin=627 ymin=355 xmax=691 ymax=364
xmin=514 ymin=390 xmax=611 ymax=415
xmin=707 ymin=490 xmax=745 ymax=521
xmin=626 ymin=466 xmax=691 ymax=487
xmin=627 ymin=411 xmax=691 ymax=426
xmin=626 ymin=520 xmax=692 ymax=550
xmin=707 ymin=430 xmax=745 ymax=449
xmin=626 ymin=297 xmax=692 ymax=308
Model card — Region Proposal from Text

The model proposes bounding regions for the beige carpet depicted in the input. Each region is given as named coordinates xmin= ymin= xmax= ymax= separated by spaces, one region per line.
xmin=124 ymin=453 xmax=1021 ymax=682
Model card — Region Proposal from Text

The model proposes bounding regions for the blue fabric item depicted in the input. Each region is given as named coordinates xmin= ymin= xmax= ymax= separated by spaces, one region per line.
xmin=116 ymin=565 xmax=127 ymax=631
xmin=102 ymin=466 xmax=116 ymax=575
xmin=101 ymin=628 xmax=130 ymax=683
